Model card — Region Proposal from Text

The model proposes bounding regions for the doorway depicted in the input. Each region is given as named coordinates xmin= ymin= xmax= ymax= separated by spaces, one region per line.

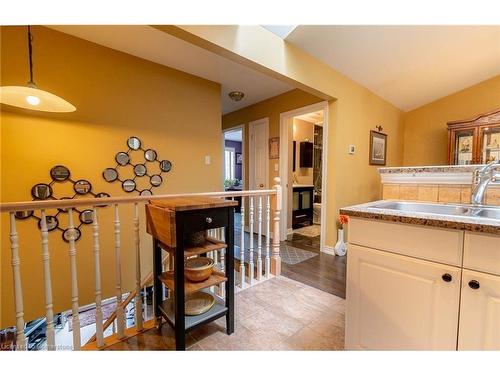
xmin=249 ymin=118 xmax=269 ymax=190
xmin=279 ymin=101 xmax=329 ymax=253
xmin=222 ymin=125 xmax=244 ymax=191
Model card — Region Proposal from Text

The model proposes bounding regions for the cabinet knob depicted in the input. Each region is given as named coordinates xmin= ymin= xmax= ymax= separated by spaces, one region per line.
xmin=442 ymin=273 xmax=452 ymax=282
xmin=205 ymin=217 xmax=213 ymax=224
xmin=468 ymin=280 xmax=480 ymax=290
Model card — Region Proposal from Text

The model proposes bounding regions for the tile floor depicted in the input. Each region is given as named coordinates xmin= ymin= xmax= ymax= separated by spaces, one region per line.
xmin=107 ymin=276 xmax=345 ymax=350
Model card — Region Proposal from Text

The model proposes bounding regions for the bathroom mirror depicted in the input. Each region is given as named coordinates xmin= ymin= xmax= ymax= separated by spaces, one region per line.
xmin=15 ymin=210 xmax=34 ymax=219
xmin=127 ymin=136 xmax=141 ymax=150
xmin=63 ymin=227 xmax=81 ymax=242
xmin=103 ymin=168 xmax=118 ymax=182
xmin=122 ymin=179 xmax=136 ymax=192
xmin=115 ymin=152 xmax=130 ymax=166
xmin=140 ymin=189 xmax=152 ymax=196
xmin=38 ymin=215 xmax=59 ymax=231
xmin=144 ymin=149 xmax=157 ymax=161
xmin=79 ymin=209 xmax=94 ymax=224
xmin=134 ymin=164 xmax=147 ymax=177
xmin=159 ymin=160 xmax=172 ymax=172
xmin=74 ymin=179 xmax=92 ymax=195
xmin=50 ymin=165 xmax=70 ymax=181
xmin=150 ymin=174 xmax=162 ymax=187
xmin=31 ymin=183 xmax=53 ymax=200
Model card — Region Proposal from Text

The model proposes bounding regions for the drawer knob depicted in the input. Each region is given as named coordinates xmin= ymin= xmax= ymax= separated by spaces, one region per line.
xmin=205 ymin=217 xmax=213 ymax=224
xmin=442 ymin=273 xmax=452 ymax=282
xmin=468 ymin=280 xmax=480 ymax=290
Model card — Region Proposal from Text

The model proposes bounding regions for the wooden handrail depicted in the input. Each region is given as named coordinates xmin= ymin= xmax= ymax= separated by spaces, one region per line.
xmin=0 ymin=189 xmax=276 ymax=213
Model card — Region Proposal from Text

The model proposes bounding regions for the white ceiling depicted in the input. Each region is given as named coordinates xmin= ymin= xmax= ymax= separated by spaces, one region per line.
xmin=224 ymin=129 xmax=242 ymax=142
xmin=285 ymin=25 xmax=500 ymax=111
xmin=49 ymin=25 xmax=293 ymax=114
xmin=295 ymin=110 xmax=324 ymax=125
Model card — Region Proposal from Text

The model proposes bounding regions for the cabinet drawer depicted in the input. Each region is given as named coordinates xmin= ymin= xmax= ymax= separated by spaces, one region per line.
xmin=180 ymin=207 xmax=229 ymax=233
xmin=463 ymin=232 xmax=500 ymax=276
xmin=348 ymin=217 xmax=463 ymax=266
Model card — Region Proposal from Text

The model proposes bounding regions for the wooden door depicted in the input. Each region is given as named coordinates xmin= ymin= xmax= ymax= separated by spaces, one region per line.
xmin=249 ymin=118 xmax=269 ymax=190
xmin=346 ymin=244 xmax=461 ymax=350
xmin=458 ymin=269 xmax=500 ymax=350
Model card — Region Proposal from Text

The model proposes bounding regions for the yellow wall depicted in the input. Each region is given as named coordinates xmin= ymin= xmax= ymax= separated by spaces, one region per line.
xmin=0 ymin=26 xmax=222 ymax=327
xmin=222 ymin=89 xmax=323 ymax=189
xmin=403 ymin=75 xmax=500 ymax=166
xmin=181 ymin=26 xmax=405 ymax=247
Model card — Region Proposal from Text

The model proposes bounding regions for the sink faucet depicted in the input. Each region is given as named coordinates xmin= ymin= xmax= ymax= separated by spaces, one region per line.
xmin=471 ymin=161 xmax=500 ymax=205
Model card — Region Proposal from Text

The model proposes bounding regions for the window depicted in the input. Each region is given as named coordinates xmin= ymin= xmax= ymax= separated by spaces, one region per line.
xmin=224 ymin=147 xmax=236 ymax=180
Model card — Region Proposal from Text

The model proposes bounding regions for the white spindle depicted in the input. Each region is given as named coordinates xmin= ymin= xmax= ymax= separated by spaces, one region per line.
xmin=40 ymin=210 xmax=55 ymax=350
xmin=92 ymin=207 xmax=104 ymax=348
xmin=219 ymin=248 xmax=225 ymax=297
xmin=249 ymin=196 xmax=255 ymax=284
xmin=9 ymin=213 xmax=26 ymax=350
xmin=143 ymin=286 xmax=148 ymax=318
xmin=265 ymin=195 xmax=271 ymax=278
xmin=134 ymin=203 xmax=143 ymax=331
xmin=114 ymin=204 xmax=125 ymax=338
xmin=257 ymin=195 xmax=263 ymax=280
xmin=239 ymin=197 xmax=245 ymax=288
xmin=67 ymin=208 xmax=81 ymax=350
xmin=272 ymin=178 xmax=282 ymax=275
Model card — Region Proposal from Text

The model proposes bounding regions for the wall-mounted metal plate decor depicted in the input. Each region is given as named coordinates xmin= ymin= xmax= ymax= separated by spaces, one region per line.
xmin=15 ymin=165 xmax=110 ymax=242
xmin=103 ymin=136 xmax=172 ymax=195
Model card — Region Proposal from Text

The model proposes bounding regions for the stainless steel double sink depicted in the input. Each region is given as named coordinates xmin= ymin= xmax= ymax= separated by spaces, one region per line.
xmin=370 ymin=201 xmax=500 ymax=220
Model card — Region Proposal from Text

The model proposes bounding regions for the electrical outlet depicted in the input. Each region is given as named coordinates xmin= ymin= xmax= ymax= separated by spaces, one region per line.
xmin=348 ymin=145 xmax=355 ymax=154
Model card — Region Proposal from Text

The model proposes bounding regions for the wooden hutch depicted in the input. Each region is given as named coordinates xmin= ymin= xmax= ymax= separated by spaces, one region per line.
xmin=447 ymin=109 xmax=500 ymax=165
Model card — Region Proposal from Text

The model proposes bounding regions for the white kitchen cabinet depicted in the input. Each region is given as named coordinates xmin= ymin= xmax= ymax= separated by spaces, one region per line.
xmin=346 ymin=244 xmax=461 ymax=350
xmin=458 ymin=269 xmax=500 ymax=350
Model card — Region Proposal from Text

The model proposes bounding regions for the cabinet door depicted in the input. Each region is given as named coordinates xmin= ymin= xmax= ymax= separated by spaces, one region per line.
xmin=346 ymin=245 xmax=461 ymax=350
xmin=450 ymin=128 xmax=477 ymax=165
xmin=458 ymin=270 xmax=500 ymax=350
xmin=478 ymin=125 xmax=500 ymax=164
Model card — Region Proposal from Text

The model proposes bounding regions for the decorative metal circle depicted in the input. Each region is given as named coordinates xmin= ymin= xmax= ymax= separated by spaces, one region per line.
xmin=31 ymin=183 xmax=53 ymax=200
xmin=57 ymin=197 xmax=73 ymax=213
xmin=159 ymin=160 xmax=172 ymax=172
xmin=103 ymin=168 xmax=118 ymax=182
xmin=62 ymin=227 xmax=81 ymax=242
xmin=79 ymin=209 xmax=94 ymax=224
xmin=127 ymin=137 xmax=141 ymax=150
xmin=15 ymin=210 xmax=34 ymax=220
xmin=144 ymin=149 xmax=157 ymax=161
xmin=140 ymin=189 xmax=153 ymax=196
xmin=115 ymin=152 xmax=130 ymax=166
xmin=150 ymin=174 xmax=163 ymax=187
xmin=122 ymin=179 xmax=136 ymax=192
xmin=37 ymin=215 xmax=59 ymax=231
xmin=134 ymin=164 xmax=147 ymax=177
xmin=50 ymin=165 xmax=70 ymax=181
xmin=73 ymin=179 xmax=92 ymax=195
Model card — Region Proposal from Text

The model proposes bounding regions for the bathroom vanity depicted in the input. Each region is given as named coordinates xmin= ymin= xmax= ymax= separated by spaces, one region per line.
xmin=340 ymin=200 xmax=500 ymax=350
xmin=292 ymin=184 xmax=314 ymax=228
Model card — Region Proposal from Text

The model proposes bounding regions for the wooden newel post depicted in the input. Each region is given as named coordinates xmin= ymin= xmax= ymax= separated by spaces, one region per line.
xmin=271 ymin=177 xmax=282 ymax=276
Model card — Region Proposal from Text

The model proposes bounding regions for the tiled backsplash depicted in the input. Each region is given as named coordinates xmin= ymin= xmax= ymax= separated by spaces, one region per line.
xmin=382 ymin=184 xmax=500 ymax=205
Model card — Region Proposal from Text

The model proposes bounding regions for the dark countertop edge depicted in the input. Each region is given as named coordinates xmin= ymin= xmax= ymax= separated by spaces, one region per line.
xmin=339 ymin=208 xmax=500 ymax=235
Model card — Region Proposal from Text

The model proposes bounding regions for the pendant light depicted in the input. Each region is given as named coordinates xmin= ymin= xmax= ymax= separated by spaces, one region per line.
xmin=0 ymin=26 xmax=76 ymax=113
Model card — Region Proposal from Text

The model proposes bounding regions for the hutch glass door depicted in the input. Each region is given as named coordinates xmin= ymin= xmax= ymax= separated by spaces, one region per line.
xmin=480 ymin=126 xmax=500 ymax=163
xmin=452 ymin=129 xmax=475 ymax=165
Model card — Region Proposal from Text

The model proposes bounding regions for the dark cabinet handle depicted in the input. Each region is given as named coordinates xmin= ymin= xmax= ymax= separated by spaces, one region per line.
xmin=442 ymin=273 xmax=452 ymax=282
xmin=468 ymin=280 xmax=480 ymax=290
xmin=205 ymin=217 xmax=213 ymax=224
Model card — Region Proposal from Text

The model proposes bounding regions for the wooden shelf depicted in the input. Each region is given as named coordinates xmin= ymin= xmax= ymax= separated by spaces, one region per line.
xmin=159 ymin=269 xmax=227 ymax=295
xmin=159 ymin=239 xmax=227 ymax=258
xmin=158 ymin=291 xmax=227 ymax=332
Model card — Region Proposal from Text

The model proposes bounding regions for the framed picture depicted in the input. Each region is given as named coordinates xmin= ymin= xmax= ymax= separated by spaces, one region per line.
xmin=269 ymin=137 xmax=279 ymax=159
xmin=236 ymin=152 xmax=243 ymax=165
xmin=369 ymin=130 xmax=387 ymax=165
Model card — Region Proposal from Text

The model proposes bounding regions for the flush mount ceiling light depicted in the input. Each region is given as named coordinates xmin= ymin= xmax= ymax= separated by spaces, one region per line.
xmin=228 ymin=91 xmax=245 ymax=102
xmin=0 ymin=26 xmax=76 ymax=113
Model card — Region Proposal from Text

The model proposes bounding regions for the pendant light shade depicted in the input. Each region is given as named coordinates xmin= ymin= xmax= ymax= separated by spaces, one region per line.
xmin=0 ymin=26 xmax=76 ymax=113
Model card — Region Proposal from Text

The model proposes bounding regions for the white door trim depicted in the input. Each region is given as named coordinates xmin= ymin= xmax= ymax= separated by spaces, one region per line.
xmin=279 ymin=101 xmax=330 ymax=253
xmin=249 ymin=117 xmax=270 ymax=190
xmin=222 ymin=124 xmax=245 ymax=189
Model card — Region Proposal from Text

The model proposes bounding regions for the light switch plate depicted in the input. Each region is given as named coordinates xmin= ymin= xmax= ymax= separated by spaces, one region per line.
xmin=204 ymin=155 xmax=211 ymax=165
xmin=348 ymin=145 xmax=355 ymax=154
xmin=274 ymin=163 xmax=279 ymax=172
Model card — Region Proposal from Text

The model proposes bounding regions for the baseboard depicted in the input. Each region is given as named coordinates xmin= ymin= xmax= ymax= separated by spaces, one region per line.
xmin=322 ymin=245 xmax=336 ymax=255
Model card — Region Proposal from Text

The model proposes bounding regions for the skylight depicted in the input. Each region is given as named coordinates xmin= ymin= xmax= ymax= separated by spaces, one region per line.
xmin=261 ymin=25 xmax=298 ymax=39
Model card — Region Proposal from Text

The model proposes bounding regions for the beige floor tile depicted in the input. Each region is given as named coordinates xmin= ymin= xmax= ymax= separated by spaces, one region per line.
xmin=282 ymin=326 xmax=344 ymax=350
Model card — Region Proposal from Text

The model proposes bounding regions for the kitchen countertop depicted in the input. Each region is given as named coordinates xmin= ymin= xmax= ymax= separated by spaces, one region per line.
xmin=340 ymin=200 xmax=500 ymax=235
